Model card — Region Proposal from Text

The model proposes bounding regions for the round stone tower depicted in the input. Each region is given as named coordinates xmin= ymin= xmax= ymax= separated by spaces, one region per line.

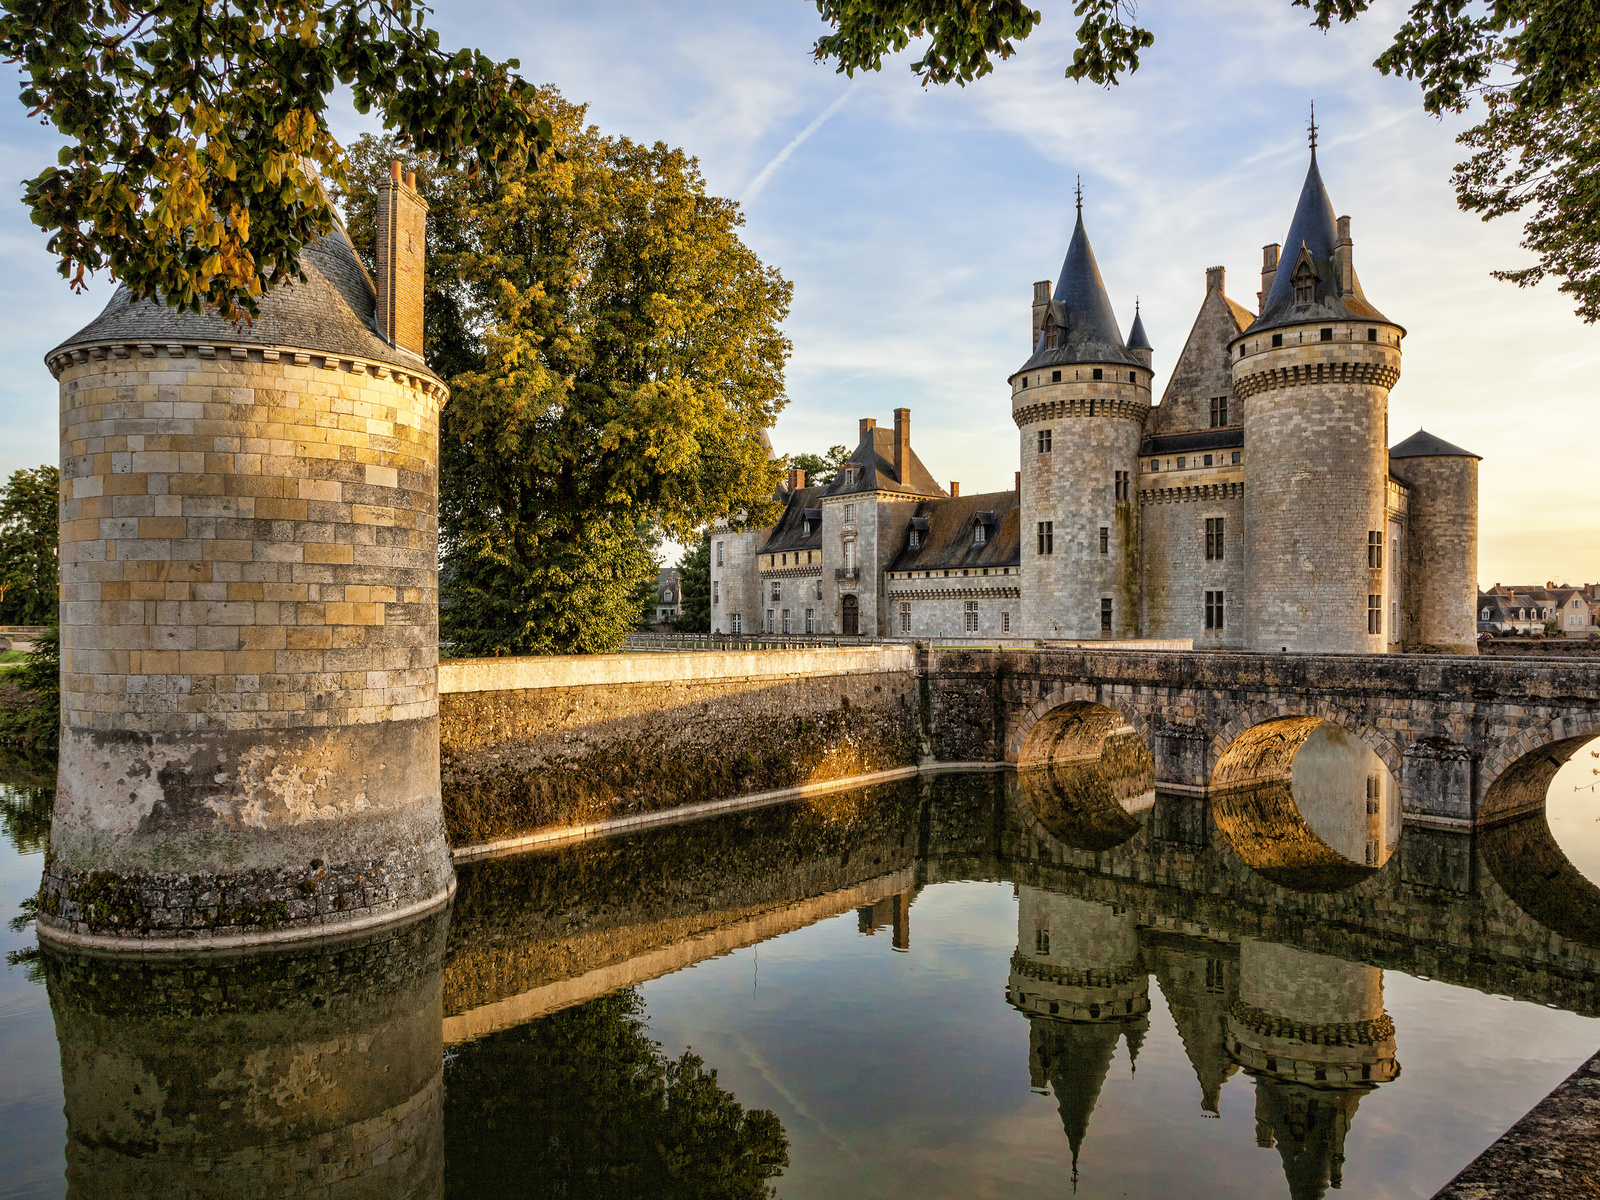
xmin=1231 ymin=149 xmax=1404 ymax=654
xmin=1388 ymin=429 xmax=1480 ymax=654
xmin=1013 ymin=201 xmax=1152 ymax=640
xmin=39 ymin=168 xmax=454 ymax=949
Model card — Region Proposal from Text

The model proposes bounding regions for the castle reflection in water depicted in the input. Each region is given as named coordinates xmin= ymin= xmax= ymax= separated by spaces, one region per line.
xmin=33 ymin=715 xmax=1600 ymax=1200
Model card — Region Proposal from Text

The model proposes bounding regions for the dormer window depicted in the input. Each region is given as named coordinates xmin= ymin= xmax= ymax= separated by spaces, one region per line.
xmin=973 ymin=523 xmax=986 ymax=545
xmin=909 ymin=530 xmax=920 ymax=550
xmin=1293 ymin=261 xmax=1317 ymax=305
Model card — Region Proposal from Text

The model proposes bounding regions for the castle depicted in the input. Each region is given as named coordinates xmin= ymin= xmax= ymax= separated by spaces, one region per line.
xmin=711 ymin=140 xmax=1481 ymax=655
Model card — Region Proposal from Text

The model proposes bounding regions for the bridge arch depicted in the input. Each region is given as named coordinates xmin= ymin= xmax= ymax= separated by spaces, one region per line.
xmin=1208 ymin=702 xmax=1403 ymax=789
xmin=1478 ymin=713 xmax=1600 ymax=818
xmin=1009 ymin=690 xmax=1155 ymax=768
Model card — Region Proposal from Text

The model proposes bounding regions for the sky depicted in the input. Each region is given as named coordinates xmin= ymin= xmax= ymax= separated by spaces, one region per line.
xmin=2 ymin=0 xmax=1595 ymax=586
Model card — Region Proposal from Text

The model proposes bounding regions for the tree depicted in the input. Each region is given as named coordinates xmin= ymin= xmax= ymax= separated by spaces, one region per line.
xmin=675 ymin=535 xmax=711 ymax=632
xmin=0 ymin=0 xmax=554 ymax=320
xmin=444 ymin=989 xmax=790 ymax=1199
xmin=0 ymin=625 xmax=60 ymax=753
xmin=340 ymin=92 xmax=789 ymax=656
xmin=0 ymin=466 xmax=59 ymax=627
xmin=790 ymin=445 xmax=849 ymax=488
xmin=810 ymin=0 xmax=1600 ymax=321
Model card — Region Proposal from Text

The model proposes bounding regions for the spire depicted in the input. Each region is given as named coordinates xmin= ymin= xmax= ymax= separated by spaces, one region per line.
xmin=1016 ymin=195 xmax=1138 ymax=371
xmin=1307 ymin=100 xmax=1318 ymax=156
xmin=1075 ymin=174 xmax=1083 ymax=216
xmin=1127 ymin=297 xmax=1153 ymax=352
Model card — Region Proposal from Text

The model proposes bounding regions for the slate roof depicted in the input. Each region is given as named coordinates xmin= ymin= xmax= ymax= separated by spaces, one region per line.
xmin=820 ymin=427 xmax=947 ymax=499
xmin=887 ymin=489 xmax=1021 ymax=573
xmin=1389 ymin=429 xmax=1481 ymax=460
xmin=1244 ymin=150 xmax=1393 ymax=338
xmin=757 ymin=485 xmax=827 ymax=555
xmin=1142 ymin=428 xmax=1244 ymax=456
xmin=47 ymin=224 xmax=437 ymax=379
xmin=1016 ymin=210 xmax=1143 ymax=374
xmin=1127 ymin=305 xmax=1153 ymax=352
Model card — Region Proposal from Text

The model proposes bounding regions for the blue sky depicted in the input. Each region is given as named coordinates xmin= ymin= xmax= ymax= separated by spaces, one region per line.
xmin=3 ymin=0 xmax=1595 ymax=584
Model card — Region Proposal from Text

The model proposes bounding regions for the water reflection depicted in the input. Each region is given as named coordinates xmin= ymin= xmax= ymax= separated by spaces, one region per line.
xmin=1210 ymin=719 xmax=1400 ymax=891
xmin=1013 ymin=722 xmax=1155 ymax=852
xmin=44 ymin=912 xmax=448 ymax=1199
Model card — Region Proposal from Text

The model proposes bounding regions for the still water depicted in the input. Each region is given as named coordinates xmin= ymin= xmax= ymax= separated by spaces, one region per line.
xmin=5 ymin=724 xmax=1600 ymax=1199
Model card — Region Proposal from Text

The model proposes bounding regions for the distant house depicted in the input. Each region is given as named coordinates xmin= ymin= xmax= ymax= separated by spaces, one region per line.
xmin=1481 ymin=583 xmax=1593 ymax=636
xmin=653 ymin=567 xmax=681 ymax=626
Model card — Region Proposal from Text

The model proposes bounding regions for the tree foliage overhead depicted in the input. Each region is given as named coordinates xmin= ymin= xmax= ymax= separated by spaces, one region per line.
xmin=811 ymin=0 xmax=1600 ymax=321
xmin=340 ymin=91 xmax=788 ymax=656
xmin=0 ymin=466 xmax=59 ymax=627
xmin=0 ymin=0 xmax=553 ymax=319
xmin=790 ymin=445 xmax=849 ymax=488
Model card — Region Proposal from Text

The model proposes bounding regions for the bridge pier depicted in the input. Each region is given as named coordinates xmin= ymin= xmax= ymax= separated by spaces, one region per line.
xmin=1401 ymin=740 xmax=1476 ymax=827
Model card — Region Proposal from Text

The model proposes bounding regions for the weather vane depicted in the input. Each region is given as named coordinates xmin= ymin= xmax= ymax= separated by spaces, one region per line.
xmin=1308 ymin=101 xmax=1318 ymax=152
xmin=1075 ymin=174 xmax=1083 ymax=215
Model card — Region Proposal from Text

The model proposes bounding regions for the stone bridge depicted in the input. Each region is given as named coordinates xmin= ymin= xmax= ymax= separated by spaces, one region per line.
xmin=924 ymin=647 xmax=1600 ymax=828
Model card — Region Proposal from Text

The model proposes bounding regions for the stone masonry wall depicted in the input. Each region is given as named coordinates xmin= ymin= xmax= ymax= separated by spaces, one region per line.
xmin=438 ymin=646 xmax=921 ymax=847
xmin=1391 ymin=452 xmax=1479 ymax=654
xmin=1139 ymin=486 xmax=1246 ymax=648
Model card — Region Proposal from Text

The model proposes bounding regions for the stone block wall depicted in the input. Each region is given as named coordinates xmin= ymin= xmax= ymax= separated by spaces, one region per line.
xmin=1391 ymin=452 xmax=1478 ymax=653
xmin=1139 ymin=484 xmax=1245 ymax=647
xmin=41 ymin=341 xmax=452 ymax=944
xmin=437 ymin=646 xmax=921 ymax=847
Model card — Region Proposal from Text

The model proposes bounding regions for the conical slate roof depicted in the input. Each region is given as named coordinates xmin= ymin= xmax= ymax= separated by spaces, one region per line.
xmin=1245 ymin=150 xmax=1392 ymax=337
xmin=47 ymin=225 xmax=436 ymax=379
xmin=1127 ymin=303 xmax=1153 ymax=351
xmin=1017 ymin=209 xmax=1142 ymax=373
xmin=1389 ymin=428 xmax=1480 ymax=459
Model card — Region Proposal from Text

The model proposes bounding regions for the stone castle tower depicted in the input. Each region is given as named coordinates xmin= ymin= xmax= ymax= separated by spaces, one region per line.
xmin=39 ymin=165 xmax=454 ymax=948
xmin=1010 ymin=194 xmax=1153 ymax=640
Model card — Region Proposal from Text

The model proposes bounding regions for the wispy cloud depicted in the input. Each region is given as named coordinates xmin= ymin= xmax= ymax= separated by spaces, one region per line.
xmin=741 ymin=80 xmax=861 ymax=206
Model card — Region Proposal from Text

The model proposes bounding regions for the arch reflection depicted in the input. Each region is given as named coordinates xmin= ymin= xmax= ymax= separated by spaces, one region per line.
xmin=1210 ymin=718 xmax=1400 ymax=891
xmin=45 ymin=911 xmax=447 ymax=1200
xmin=1014 ymin=706 xmax=1155 ymax=853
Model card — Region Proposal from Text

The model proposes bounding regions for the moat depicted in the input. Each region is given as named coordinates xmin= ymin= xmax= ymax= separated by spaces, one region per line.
xmin=4 ymin=729 xmax=1600 ymax=1199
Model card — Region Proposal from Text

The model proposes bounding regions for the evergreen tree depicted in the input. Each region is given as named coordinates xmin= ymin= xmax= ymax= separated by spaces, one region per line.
xmin=675 ymin=535 xmax=711 ymax=632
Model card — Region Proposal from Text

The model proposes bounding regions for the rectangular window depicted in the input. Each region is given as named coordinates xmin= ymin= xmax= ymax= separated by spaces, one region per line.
xmin=1092 ymin=367 xmax=1103 ymax=380
xmin=716 ymin=541 xmax=724 ymax=566
xmin=1002 ymin=611 xmax=1011 ymax=634
xmin=1177 ymin=457 xmax=1186 ymax=469
xmin=1051 ymin=370 xmax=1061 ymax=383
xmin=771 ymin=580 xmax=782 ymax=602
xmin=806 ymin=608 xmax=815 ymax=634
xmin=1099 ymin=526 xmax=1109 ymax=555
xmin=1114 ymin=470 xmax=1130 ymax=501
xmin=1367 ymin=530 xmax=1383 ymax=569
xmin=1205 ymin=590 xmax=1225 ymax=630
xmin=1037 ymin=521 xmax=1053 ymax=555
xmin=899 ymin=601 xmax=911 ymax=633
xmin=713 ymin=580 xmax=719 ymax=605
xmin=1206 ymin=517 xmax=1225 ymax=561
xmin=964 ymin=601 xmax=978 ymax=633
xmin=1272 ymin=333 xmax=1284 ymax=348
xmin=1210 ymin=396 xmax=1229 ymax=427
xmin=782 ymin=608 xmax=791 ymax=634
xmin=1150 ymin=459 xmax=1160 ymax=471
xmin=1038 ymin=428 xmax=1053 ymax=453
xmin=974 ymin=523 xmax=987 ymax=545
xmin=1368 ymin=327 xmax=1378 ymax=341
xmin=1100 ymin=598 xmax=1113 ymax=633
xmin=730 ymin=613 xmax=742 ymax=634
xmin=1203 ymin=454 xmax=1213 ymax=466
xmin=908 ymin=529 xmax=920 ymax=549
xmin=765 ymin=609 xmax=775 ymax=634
xmin=1035 ymin=929 xmax=1050 ymax=955
xmin=817 ymin=578 xmax=824 ymax=600
xmin=843 ymin=503 xmax=854 ymax=524
xmin=1231 ymin=451 xmax=1241 ymax=464
xmin=1320 ymin=327 xmax=1334 ymax=341
xmin=1368 ymin=594 xmax=1382 ymax=634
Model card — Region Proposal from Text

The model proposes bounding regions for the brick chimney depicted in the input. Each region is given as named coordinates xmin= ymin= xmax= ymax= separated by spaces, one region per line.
xmin=949 ymin=481 xmax=960 ymax=497
xmin=376 ymin=161 xmax=428 ymax=354
xmin=1335 ymin=216 xmax=1354 ymax=297
xmin=1259 ymin=243 xmax=1280 ymax=314
xmin=786 ymin=467 xmax=805 ymax=491
xmin=859 ymin=417 xmax=877 ymax=444
xmin=1015 ymin=471 xmax=1021 ymax=492
xmin=893 ymin=407 xmax=911 ymax=483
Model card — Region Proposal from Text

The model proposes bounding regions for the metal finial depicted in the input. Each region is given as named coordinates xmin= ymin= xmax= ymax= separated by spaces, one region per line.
xmin=1308 ymin=101 xmax=1318 ymax=153
xmin=1075 ymin=175 xmax=1083 ymax=215
xmin=1135 ymin=295 xmax=1140 ymax=313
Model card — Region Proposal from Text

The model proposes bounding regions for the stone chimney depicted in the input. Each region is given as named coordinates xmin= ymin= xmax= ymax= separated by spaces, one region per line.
xmin=893 ymin=407 xmax=911 ymax=483
xmin=1032 ymin=279 xmax=1051 ymax=348
xmin=1206 ymin=266 xmax=1225 ymax=295
xmin=1335 ymin=216 xmax=1354 ymax=297
xmin=1259 ymin=243 xmax=1280 ymax=314
xmin=859 ymin=417 xmax=877 ymax=444
xmin=376 ymin=161 xmax=428 ymax=354
xmin=950 ymin=481 xmax=960 ymax=497
xmin=1015 ymin=470 xmax=1021 ymax=492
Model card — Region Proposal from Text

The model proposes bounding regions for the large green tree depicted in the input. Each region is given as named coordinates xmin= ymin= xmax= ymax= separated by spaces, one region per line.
xmin=340 ymin=91 xmax=788 ymax=656
xmin=790 ymin=444 xmax=849 ymax=488
xmin=810 ymin=0 xmax=1600 ymax=321
xmin=0 ymin=0 xmax=552 ymax=320
xmin=0 ymin=466 xmax=59 ymax=627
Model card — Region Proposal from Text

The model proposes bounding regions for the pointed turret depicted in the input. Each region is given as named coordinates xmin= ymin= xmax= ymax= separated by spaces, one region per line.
xmin=1126 ymin=300 xmax=1153 ymax=369
xmin=1017 ymin=198 xmax=1141 ymax=372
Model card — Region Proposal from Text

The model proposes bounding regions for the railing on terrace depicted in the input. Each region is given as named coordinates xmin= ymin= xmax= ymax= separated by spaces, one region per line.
xmin=622 ymin=633 xmax=1192 ymax=652
xmin=834 ymin=567 xmax=860 ymax=581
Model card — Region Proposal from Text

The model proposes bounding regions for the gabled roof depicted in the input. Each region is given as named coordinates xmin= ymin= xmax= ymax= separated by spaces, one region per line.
xmin=1016 ymin=209 xmax=1142 ymax=373
xmin=757 ymin=485 xmax=827 ymax=555
xmin=820 ymin=427 xmax=946 ymax=498
xmin=1389 ymin=429 xmax=1481 ymax=460
xmin=887 ymin=489 xmax=1021 ymax=573
xmin=49 ymin=225 xmax=437 ymax=379
xmin=1244 ymin=150 xmax=1392 ymax=338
